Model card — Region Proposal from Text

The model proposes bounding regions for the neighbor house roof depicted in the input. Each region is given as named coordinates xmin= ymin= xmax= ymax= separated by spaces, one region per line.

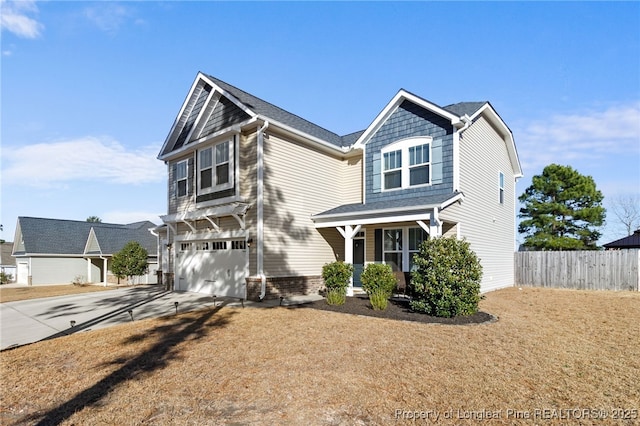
xmin=13 ymin=217 xmax=157 ymax=256
xmin=603 ymin=230 xmax=640 ymax=249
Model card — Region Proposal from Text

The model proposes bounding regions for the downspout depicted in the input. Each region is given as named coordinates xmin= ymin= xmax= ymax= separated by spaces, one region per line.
xmin=452 ymin=115 xmax=472 ymax=193
xmin=257 ymin=120 xmax=269 ymax=300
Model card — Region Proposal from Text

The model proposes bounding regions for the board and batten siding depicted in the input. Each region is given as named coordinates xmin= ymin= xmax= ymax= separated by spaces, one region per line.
xmin=441 ymin=116 xmax=516 ymax=292
xmin=262 ymin=132 xmax=359 ymax=276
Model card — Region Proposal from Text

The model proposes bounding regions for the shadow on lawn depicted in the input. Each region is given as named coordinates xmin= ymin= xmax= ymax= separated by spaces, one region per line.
xmin=23 ymin=303 xmax=235 ymax=426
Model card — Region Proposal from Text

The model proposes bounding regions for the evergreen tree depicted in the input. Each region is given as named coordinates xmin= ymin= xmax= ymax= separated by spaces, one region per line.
xmin=518 ymin=164 xmax=605 ymax=250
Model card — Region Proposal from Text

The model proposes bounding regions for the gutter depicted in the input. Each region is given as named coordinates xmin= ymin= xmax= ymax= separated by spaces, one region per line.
xmin=257 ymin=120 xmax=269 ymax=300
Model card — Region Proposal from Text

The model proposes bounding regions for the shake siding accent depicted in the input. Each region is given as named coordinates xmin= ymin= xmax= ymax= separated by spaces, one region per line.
xmin=365 ymin=101 xmax=454 ymax=202
xmin=262 ymin=133 xmax=347 ymax=276
xmin=440 ymin=116 xmax=515 ymax=291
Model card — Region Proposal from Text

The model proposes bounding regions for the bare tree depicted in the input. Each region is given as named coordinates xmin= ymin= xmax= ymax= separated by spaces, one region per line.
xmin=609 ymin=195 xmax=640 ymax=236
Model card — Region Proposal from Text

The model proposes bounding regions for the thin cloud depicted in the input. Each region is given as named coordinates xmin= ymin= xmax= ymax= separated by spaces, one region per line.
xmin=0 ymin=0 xmax=43 ymax=38
xmin=83 ymin=3 xmax=133 ymax=34
xmin=515 ymin=102 xmax=640 ymax=171
xmin=2 ymin=136 xmax=165 ymax=187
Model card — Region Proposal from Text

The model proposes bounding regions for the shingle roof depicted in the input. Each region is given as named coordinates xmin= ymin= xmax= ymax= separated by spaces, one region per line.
xmin=313 ymin=192 xmax=462 ymax=218
xmin=15 ymin=217 xmax=157 ymax=256
xmin=206 ymin=74 xmax=358 ymax=148
xmin=443 ymin=101 xmax=487 ymax=117
xmin=603 ymin=230 xmax=640 ymax=249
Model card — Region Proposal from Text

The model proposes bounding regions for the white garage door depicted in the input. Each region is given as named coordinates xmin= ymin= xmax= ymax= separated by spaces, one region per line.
xmin=176 ymin=239 xmax=247 ymax=299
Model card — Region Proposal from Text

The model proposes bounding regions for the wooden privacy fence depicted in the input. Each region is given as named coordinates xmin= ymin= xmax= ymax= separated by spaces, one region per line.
xmin=514 ymin=250 xmax=640 ymax=291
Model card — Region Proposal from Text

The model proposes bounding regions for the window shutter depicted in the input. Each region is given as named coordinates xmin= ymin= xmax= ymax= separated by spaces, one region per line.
xmin=187 ymin=157 xmax=194 ymax=196
xmin=431 ymin=139 xmax=443 ymax=185
xmin=372 ymin=152 xmax=381 ymax=193
xmin=374 ymin=228 xmax=382 ymax=262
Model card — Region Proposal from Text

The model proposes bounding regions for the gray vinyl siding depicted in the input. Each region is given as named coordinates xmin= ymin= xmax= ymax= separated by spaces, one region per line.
xmin=28 ymin=257 xmax=92 ymax=285
xmin=262 ymin=132 xmax=348 ymax=276
xmin=365 ymin=100 xmax=454 ymax=203
xmin=440 ymin=116 xmax=516 ymax=292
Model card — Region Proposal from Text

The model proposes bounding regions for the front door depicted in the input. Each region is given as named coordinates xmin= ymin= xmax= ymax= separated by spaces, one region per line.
xmin=353 ymin=237 xmax=365 ymax=287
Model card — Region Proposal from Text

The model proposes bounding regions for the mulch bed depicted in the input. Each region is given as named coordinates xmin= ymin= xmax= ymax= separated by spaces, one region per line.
xmin=296 ymin=294 xmax=496 ymax=325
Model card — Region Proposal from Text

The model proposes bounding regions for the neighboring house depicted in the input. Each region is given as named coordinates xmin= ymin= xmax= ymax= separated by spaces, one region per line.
xmin=603 ymin=229 xmax=640 ymax=249
xmin=1 ymin=242 xmax=17 ymax=281
xmin=12 ymin=217 xmax=159 ymax=286
xmin=155 ymin=72 xmax=522 ymax=300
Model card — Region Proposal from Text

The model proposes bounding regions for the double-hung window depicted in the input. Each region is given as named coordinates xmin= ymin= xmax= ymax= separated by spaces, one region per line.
xmin=499 ymin=172 xmax=505 ymax=204
xmin=175 ymin=160 xmax=188 ymax=197
xmin=383 ymin=150 xmax=402 ymax=190
xmin=383 ymin=229 xmax=403 ymax=271
xmin=381 ymin=137 xmax=432 ymax=190
xmin=383 ymin=227 xmax=429 ymax=272
xmin=409 ymin=144 xmax=430 ymax=186
xmin=198 ymin=139 xmax=233 ymax=194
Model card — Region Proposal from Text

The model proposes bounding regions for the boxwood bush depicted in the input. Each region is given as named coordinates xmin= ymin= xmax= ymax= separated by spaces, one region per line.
xmin=409 ymin=237 xmax=483 ymax=318
xmin=360 ymin=263 xmax=397 ymax=310
xmin=321 ymin=261 xmax=353 ymax=306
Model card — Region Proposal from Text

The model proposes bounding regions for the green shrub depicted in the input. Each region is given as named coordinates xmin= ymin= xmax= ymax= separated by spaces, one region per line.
xmin=360 ymin=263 xmax=397 ymax=310
xmin=409 ymin=237 xmax=483 ymax=318
xmin=0 ymin=271 xmax=13 ymax=285
xmin=326 ymin=288 xmax=346 ymax=306
xmin=322 ymin=261 xmax=353 ymax=305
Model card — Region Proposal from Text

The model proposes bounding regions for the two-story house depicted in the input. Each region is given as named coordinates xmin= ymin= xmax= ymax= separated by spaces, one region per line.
xmin=155 ymin=72 xmax=522 ymax=300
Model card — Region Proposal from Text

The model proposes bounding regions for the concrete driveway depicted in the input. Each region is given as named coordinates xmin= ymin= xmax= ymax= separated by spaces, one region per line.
xmin=1 ymin=286 xmax=322 ymax=350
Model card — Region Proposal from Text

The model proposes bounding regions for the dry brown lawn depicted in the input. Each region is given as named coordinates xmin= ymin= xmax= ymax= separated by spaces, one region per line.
xmin=0 ymin=284 xmax=119 ymax=303
xmin=1 ymin=287 xmax=638 ymax=425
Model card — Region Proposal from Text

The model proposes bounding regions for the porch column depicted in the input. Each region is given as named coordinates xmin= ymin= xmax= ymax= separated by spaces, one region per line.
xmin=430 ymin=209 xmax=442 ymax=237
xmin=336 ymin=224 xmax=361 ymax=296
xmin=103 ymin=258 xmax=108 ymax=286
xmin=86 ymin=258 xmax=92 ymax=283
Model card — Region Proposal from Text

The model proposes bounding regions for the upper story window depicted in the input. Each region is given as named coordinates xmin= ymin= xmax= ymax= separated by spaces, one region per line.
xmin=176 ymin=160 xmax=188 ymax=197
xmin=499 ymin=171 xmax=505 ymax=204
xmin=381 ymin=137 xmax=432 ymax=191
xmin=383 ymin=150 xmax=402 ymax=189
xmin=198 ymin=138 xmax=233 ymax=194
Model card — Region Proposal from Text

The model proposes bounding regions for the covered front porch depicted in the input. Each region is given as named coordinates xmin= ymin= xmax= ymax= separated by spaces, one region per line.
xmin=311 ymin=194 xmax=463 ymax=296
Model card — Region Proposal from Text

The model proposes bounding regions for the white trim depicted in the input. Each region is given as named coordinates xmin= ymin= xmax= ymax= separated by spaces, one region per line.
xmin=312 ymin=192 xmax=464 ymax=223
xmin=353 ymin=90 xmax=461 ymax=149
xmin=197 ymin=137 xmax=234 ymax=195
xmin=316 ymin=212 xmax=433 ymax=229
xmin=381 ymin=137 xmax=433 ymax=191
xmin=468 ymin=103 xmax=522 ymax=178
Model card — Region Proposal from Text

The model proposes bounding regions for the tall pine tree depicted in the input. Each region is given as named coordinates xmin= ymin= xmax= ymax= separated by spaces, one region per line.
xmin=518 ymin=164 xmax=605 ymax=250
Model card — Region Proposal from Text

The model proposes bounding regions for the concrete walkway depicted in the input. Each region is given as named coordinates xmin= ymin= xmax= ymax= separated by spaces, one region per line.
xmin=0 ymin=286 xmax=322 ymax=350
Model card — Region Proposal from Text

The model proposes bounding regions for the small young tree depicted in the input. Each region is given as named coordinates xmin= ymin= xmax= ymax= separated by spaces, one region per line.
xmin=360 ymin=263 xmax=397 ymax=310
xmin=410 ymin=237 xmax=483 ymax=318
xmin=321 ymin=261 xmax=353 ymax=305
xmin=111 ymin=241 xmax=148 ymax=285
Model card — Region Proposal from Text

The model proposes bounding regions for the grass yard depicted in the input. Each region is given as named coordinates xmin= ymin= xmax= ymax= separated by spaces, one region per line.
xmin=1 ymin=287 xmax=638 ymax=425
xmin=0 ymin=284 xmax=120 ymax=303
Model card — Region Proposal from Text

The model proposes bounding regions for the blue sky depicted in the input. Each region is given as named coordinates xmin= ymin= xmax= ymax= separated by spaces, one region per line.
xmin=1 ymin=1 xmax=639 ymax=246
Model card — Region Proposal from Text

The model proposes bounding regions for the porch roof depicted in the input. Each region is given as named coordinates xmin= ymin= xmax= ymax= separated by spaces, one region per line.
xmin=312 ymin=192 xmax=463 ymax=227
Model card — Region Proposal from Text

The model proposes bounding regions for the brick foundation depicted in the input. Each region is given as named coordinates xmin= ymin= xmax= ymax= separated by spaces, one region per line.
xmin=246 ymin=275 xmax=324 ymax=301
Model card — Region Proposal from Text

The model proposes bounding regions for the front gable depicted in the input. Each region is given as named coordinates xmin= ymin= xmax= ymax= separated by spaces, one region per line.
xmin=360 ymin=95 xmax=460 ymax=204
xmin=158 ymin=74 xmax=254 ymax=160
